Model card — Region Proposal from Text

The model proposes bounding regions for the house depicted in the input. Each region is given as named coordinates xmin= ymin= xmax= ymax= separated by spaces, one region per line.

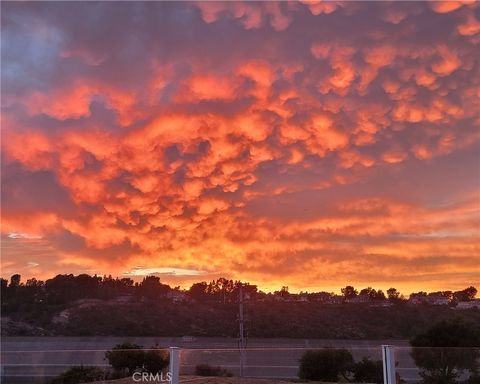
xmin=325 ymin=295 xmax=343 ymax=304
xmin=345 ymin=295 xmax=370 ymax=304
xmin=427 ymin=295 xmax=450 ymax=305
xmin=167 ymin=290 xmax=188 ymax=303
xmin=409 ymin=294 xmax=427 ymax=305
xmin=455 ymin=299 xmax=480 ymax=310
xmin=309 ymin=292 xmax=341 ymax=304
xmin=296 ymin=294 xmax=309 ymax=302
xmin=409 ymin=294 xmax=450 ymax=305
xmin=273 ymin=294 xmax=288 ymax=302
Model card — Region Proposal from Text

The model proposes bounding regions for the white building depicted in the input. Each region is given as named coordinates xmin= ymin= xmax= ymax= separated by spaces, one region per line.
xmin=455 ymin=300 xmax=480 ymax=310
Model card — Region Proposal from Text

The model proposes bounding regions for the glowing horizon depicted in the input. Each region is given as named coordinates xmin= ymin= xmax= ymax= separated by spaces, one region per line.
xmin=1 ymin=1 xmax=479 ymax=294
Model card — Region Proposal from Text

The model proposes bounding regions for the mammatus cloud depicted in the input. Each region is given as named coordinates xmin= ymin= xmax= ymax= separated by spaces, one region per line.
xmin=1 ymin=1 xmax=479 ymax=293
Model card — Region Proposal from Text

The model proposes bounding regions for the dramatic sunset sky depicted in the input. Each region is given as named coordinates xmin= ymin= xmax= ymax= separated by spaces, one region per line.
xmin=1 ymin=1 xmax=479 ymax=293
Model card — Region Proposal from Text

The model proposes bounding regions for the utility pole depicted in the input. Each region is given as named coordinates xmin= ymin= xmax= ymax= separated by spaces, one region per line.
xmin=238 ymin=283 xmax=246 ymax=377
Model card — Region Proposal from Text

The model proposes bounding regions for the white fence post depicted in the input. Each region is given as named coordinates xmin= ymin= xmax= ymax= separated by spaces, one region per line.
xmin=382 ymin=345 xmax=396 ymax=384
xmin=169 ymin=347 xmax=180 ymax=384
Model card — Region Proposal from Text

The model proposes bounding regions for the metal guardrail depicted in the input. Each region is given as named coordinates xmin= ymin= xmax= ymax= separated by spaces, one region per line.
xmin=2 ymin=345 xmax=479 ymax=384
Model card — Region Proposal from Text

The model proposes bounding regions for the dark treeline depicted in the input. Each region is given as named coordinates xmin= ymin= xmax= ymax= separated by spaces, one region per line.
xmin=1 ymin=274 xmax=260 ymax=312
xmin=1 ymin=273 xmax=477 ymax=312
xmin=340 ymin=285 xmax=478 ymax=302
xmin=1 ymin=274 xmax=479 ymax=338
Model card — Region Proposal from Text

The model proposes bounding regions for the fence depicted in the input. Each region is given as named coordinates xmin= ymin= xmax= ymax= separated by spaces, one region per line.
xmin=1 ymin=344 xmax=479 ymax=384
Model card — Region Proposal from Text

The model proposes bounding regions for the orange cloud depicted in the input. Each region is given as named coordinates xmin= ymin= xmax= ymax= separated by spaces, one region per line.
xmin=382 ymin=149 xmax=408 ymax=164
xmin=300 ymin=0 xmax=341 ymax=16
xmin=27 ymin=85 xmax=92 ymax=120
xmin=177 ymin=74 xmax=239 ymax=102
xmin=195 ymin=2 xmax=293 ymax=31
xmin=457 ymin=14 xmax=480 ymax=36
xmin=2 ymin=1 xmax=479 ymax=293
xmin=431 ymin=45 xmax=461 ymax=76
xmin=429 ymin=1 xmax=474 ymax=14
xmin=4 ymin=131 xmax=54 ymax=170
xmin=363 ymin=45 xmax=396 ymax=68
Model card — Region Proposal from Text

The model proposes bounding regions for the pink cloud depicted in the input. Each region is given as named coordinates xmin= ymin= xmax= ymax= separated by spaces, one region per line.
xmin=2 ymin=1 xmax=479 ymax=292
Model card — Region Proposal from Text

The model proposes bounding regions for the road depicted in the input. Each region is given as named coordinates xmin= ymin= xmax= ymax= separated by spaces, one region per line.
xmin=1 ymin=337 xmax=419 ymax=383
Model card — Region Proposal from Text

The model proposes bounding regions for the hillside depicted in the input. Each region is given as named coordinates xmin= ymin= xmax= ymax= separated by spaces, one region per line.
xmin=3 ymin=300 xmax=479 ymax=339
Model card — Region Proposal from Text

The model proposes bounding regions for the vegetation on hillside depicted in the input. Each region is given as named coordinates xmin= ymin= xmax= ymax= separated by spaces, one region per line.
xmin=1 ymin=273 xmax=478 ymax=338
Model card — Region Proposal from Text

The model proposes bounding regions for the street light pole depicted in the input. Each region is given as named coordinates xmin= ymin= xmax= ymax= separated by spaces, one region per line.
xmin=238 ymin=283 xmax=246 ymax=377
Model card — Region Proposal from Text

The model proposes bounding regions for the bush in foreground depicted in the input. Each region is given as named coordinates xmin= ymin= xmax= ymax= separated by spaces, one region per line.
xmin=50 ymin=366 xmax=105 ymax=384
xmin=298 ymin=348 xmax=354 ymax=381
xmin=411 ymin=318 xmax=480 ymax=384
xmin=143 ymin=348 xmax=170 ymax=373
xmin=352 ymin=357 xmax=384 ymax=384
xmin=105 ymin=343 xmax=169 ymax=376
xmin=195 ymin=363 xmax=233 ymax=377
xmin=105 ymin=343 xmax=145 ymax=374
xmin=298 ymin=349 xmax=384 ymax=382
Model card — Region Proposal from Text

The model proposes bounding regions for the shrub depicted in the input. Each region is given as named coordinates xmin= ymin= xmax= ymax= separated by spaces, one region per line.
xmin=195 ymin=363 xmax=233 ymax=377
xmin=105 ymin=343 xmax=145 ymax=374
xmin=298 ymin=348 xmax=354 ymax=381
xmin=352 ymin=358 xmax=384 ymax=383
xmin=105 ymin=343 xmax=169 ymax=376
xmin=50 ymin=366 xmax=105 ymax=384
xmin=143 ymin=348 xmax=169 ymax=373
xmin=410 ymin=318 xmax=480 ymax=384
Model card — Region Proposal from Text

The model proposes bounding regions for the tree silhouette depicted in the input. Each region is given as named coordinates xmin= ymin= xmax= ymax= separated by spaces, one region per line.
xmin=188 ymin=282 xmax=208 ymax=301
xmin=454 ymin=286 xmax=477 ymax=302
xmin=138 ymin=276 xmax=170 ymax=300
xmin=10 ymin=274 xmax=21 ymax=287
xmin=387 ymin=288 xmax=400 ymax=300
xmin=341 ymin=286 xmax=358 ymax=299
xmin=411 ymin=318 xmax=480 ymax=384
